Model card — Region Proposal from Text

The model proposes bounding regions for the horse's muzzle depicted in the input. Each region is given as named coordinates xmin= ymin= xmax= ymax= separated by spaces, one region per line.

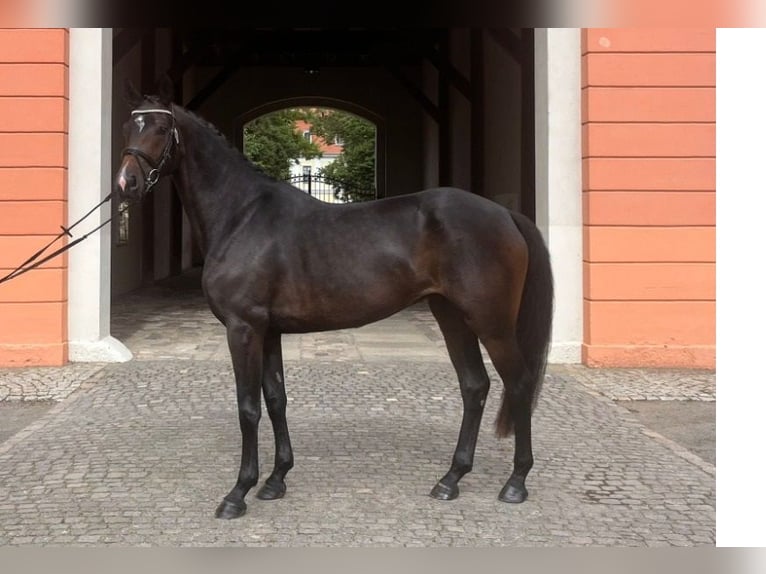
xmin=115 ymin=161 xmax=143 ymax=202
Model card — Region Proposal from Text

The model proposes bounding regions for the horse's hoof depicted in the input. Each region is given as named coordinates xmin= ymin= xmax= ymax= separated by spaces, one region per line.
xmin=498 ymin=479 xmax=528 ymax=504
xmin=256 ymin=478 xmax=286 ymax=500
xmin=215 ymin=497 xmax=247 ymax=519
xmin=429 ymin=481 xmax=459 ymax=501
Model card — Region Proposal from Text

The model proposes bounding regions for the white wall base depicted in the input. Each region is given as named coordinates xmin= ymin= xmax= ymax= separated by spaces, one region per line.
xmin=69 ymin=337 xmax=133 ymax=363
xmin=549 ymin=342 xmax=581 ymax=364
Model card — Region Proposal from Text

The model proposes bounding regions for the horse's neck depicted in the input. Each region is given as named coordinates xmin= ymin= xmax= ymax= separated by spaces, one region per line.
xmin=171 ymin=114 xmax=258 ymax=256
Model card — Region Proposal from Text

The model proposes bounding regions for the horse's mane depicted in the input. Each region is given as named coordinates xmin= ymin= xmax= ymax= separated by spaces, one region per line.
xmin=143 ymin=96 xmax=276 ymax=181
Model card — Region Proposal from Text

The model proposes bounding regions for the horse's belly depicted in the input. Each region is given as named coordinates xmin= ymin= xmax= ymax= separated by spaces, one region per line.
xmin=269 ymin=277 xmax=430 ymax=333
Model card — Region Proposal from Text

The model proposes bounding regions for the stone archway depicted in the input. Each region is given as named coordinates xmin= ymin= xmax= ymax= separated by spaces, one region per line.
xmin=90 ymin=27 xmax=583 ymax=365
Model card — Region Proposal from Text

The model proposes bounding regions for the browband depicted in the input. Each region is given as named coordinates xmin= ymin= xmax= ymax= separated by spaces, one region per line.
xmin=131 ymin=108 xmax=173 ymax=116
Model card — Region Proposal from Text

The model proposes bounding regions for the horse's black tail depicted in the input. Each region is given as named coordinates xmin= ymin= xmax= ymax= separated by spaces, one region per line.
xmin=495 ymin=212 xmax=554 ymax=438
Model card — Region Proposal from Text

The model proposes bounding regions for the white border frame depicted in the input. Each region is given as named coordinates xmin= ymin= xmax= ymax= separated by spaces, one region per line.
xmin=716 ymin=27 xmax=766 ymax=548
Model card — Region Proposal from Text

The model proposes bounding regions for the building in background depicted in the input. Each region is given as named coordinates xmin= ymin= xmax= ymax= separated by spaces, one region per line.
xmin=0 ymin=28 xmax=715 ymax=370
xmin=289 ymin=117 xmax=343 ymax=181
xmin=287 ymin=117 xmax=345 ymax=203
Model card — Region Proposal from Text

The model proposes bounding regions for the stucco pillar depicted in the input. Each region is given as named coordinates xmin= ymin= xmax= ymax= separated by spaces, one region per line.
xmin=534 ymin=28 xmax=583 ymax=363
xmin=68 ymin=28 xmax=132 ymax=362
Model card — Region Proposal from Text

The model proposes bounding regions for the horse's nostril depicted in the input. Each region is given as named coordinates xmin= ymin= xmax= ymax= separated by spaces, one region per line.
xmin=127 ymin=174 xmax=138 ymax=190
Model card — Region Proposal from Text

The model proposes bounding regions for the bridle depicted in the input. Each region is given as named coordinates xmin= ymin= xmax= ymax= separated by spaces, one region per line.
xmin=121 ymin=107 xmax=180 ymax=194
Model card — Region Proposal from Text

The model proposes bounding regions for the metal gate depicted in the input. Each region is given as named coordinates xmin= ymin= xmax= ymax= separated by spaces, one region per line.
xmin=284 ymin=173 xmax=376 ymax=203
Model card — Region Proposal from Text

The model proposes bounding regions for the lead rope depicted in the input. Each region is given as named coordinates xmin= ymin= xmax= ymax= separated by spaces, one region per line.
xmin=0 ymin=193 xmax=129 ymax=286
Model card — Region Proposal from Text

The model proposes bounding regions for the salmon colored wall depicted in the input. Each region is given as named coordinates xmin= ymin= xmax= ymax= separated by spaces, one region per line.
xmin=0 ymin=29 xmax=69 ymax=366
xmin=581 ymin=29 xmax=715 ymax=368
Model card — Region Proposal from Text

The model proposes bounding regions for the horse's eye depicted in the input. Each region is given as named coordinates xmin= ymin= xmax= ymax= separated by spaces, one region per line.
xmin=157 ymin=125 xmax=169 ymax=135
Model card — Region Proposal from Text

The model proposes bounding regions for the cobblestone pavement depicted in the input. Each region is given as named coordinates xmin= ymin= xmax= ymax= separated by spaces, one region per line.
xmin=0 ymin=363 xmax=105 ymax=402
xmin=0 ymin=282 xmax=715 ymax=546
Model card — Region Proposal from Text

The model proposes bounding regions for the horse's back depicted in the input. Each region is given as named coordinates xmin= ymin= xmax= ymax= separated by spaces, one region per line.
xmin=291 ymin=187 xmax=525 ymax=268
xmin=332 ymin=186 xmax=523 ymax=241
xmin=276 ymin=186 xmax=528 ymax=296
xmin=330 ymin=186 xmax=530 ymax=315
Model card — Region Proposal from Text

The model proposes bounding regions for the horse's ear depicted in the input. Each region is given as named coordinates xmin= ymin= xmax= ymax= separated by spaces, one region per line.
xmin=157 ymin=74 xmax=176 ymax=106
xmin=123 ymin=79 xmax=143 ymax=108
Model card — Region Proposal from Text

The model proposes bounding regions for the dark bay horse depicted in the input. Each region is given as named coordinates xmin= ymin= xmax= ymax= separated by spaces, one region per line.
xmin=115 ymin=81 xmax=554 ymax=520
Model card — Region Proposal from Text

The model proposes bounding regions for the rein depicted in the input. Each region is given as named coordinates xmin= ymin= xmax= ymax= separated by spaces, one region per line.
xmin=0 ymin=193 xmax=129 ymax=286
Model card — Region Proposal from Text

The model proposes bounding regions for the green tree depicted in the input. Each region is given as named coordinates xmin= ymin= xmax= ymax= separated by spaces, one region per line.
xmin=308 ymin=109 xmax=376 ymax=202
xmin=243 ymin=109 xmax=321 ymax=181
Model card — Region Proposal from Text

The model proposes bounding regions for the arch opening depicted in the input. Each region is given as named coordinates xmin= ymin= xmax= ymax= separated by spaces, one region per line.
xmin=242 ymin=105 xmax=379 ymax=203
xmin=236 ymin=97 xmax=386 ymax=200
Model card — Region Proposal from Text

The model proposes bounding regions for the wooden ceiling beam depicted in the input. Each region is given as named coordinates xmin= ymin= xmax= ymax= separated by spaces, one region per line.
xmin=424 ymin=45 xmax=471 ymax=102
xmin=488 ymin=28 xmax=523 ymax=65
xmin=385 ymin=64 xmax=438 ymax=122
xmin=113 ymin=28 xmax=150 ymax=64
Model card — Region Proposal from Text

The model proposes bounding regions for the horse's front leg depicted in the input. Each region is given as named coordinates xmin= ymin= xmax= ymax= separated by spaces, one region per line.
xmin=215 ymin=319 xmax=265 ymax=519
xmin=256 ymin=331 xmax=294 ymax=500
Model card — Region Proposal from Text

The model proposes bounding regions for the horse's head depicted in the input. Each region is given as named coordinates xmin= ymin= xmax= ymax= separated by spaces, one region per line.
xmin=115 ymin=77 xmax=181 ymax=202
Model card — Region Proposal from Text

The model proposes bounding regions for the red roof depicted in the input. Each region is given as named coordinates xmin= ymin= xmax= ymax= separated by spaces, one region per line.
xmin=294 ymin=119 xmax=343 ymax=154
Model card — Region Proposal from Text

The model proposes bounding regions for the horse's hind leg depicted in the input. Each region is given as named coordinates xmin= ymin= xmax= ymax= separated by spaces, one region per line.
xmin=256 ymin=331 xmax=294 ymax=500
xmin=480 ymin=334 xmax=535 ymax=503
xmin=428 ymin=296 xmax=490 ymax=501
